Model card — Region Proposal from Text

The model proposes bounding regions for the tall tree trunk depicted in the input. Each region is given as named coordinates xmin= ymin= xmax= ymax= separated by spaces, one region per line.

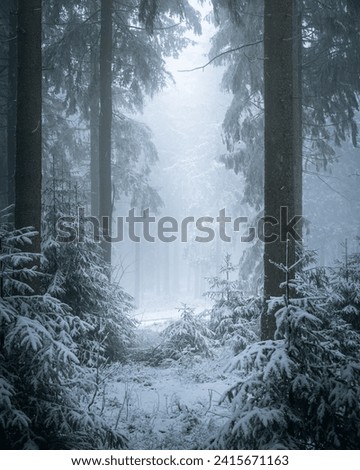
xmin=99 ymin=0 xmax=113 ymax=266
xmin=294 ymin=0 xmax=303 ymax=222
xmin=90 ymin=5 xmax=100 ymax=218
xmin=15 ymin=0 xmax=42 ymax=256
xmin=7 ymin=0 xmax=17 ymax=213
xmin=261 ymin=0 xmax=302 ymax=340
xmin=90 ymin=46 xmax=100 ymax=218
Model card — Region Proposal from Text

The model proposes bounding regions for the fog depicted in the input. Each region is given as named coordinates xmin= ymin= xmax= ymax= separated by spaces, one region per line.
xmin=113 ymin=8 xmax=360 ymax=313
xmin=114 ymin=11 xmax=237 ymax=310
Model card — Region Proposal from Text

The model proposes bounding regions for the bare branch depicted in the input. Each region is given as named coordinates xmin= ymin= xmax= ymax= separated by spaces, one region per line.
xmin=304 ymin=170 xmax=351 ymax=201
xmin=178 ymin=39 xmax=263 ymax=73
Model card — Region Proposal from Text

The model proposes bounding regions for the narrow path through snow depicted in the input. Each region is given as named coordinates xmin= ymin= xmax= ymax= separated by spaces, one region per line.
xmin=102 ymin=347 xmax=236 ymax=449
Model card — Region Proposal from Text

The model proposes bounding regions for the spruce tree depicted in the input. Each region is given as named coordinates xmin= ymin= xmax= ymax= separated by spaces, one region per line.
xmin=0 ymin=214 xmax=127 ymax=449
xmin=209 ymin=251 xmax=360 ymax=449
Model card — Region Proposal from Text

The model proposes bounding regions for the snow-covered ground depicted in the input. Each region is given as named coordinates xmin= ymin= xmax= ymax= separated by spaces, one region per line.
xmin=102 ymin=355 xmax=234 ymax=449
xmin=97 ymin=307 xmax=238 ymax=449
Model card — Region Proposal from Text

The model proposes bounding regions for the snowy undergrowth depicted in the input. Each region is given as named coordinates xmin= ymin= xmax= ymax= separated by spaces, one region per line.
xmin=0 ymin=218 xmax=127 ymax=450
xmin=209 ymin=254 xmax=360 ymax=450
xmin=94 ymin=329 xmax=237 ymax=449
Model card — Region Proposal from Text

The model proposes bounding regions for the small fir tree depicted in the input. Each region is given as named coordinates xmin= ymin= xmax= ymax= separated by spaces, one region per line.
xmin=42 ymin=180 xmax=136 ymax=366
xmin=153 ymin=305 xmax=214 ymax=364
xmin=0 ymin=212 xmax=127 ymax=449
xmin=210 ymin=249 xmax=360 ymax=449
xmin=205 ymin=254 xmax=261 ymax=352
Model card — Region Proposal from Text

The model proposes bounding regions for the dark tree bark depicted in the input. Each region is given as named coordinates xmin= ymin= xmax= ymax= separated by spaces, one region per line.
xmin=15 ymin=0 xmax=42 ymax=255
xmin=261 ymin=0 xmax=302 ymax=340
xmin=293 ymin=0 xmax=303 ymax=221
xmin=90 ymin=46 xmax=100 ymax=218
xmin=0 ymin=11 xmax=8 ymax=210
xmin=7 ymin=0 xmax=17 ymax=212
xmin=99 ymin=0 xmax=113 ymax=266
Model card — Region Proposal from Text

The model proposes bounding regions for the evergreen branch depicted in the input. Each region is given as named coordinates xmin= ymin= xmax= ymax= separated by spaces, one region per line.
xmin=178 ymin=39 xmax=263 ymax=72
xmin=123 ymin=21 xmax=182 ymax=31
xmin=44 ymin=9 xmax=100 ymax=50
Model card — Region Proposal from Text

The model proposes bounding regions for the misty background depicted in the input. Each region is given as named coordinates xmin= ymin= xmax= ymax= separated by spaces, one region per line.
xmin=114 ymin=5 xmax=360 ymax=312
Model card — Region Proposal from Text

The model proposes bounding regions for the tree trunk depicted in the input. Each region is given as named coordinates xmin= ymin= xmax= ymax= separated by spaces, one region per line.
xmin=294 ymin=0 xmax=303 ymax=221
xmin=7 ymin=0 xmax=17 ymax=213
xmin=99 ymin=0 xmax=113 ymax=266
xmin=15 ymin=0 xmax=42 ymax=256
xmin=90 ymin=46 xmax=100 ymax=218
xmin=261 ymin=0 xmax=302 ymax=340
xmin=90 ymin=5 xmax=100 ymax=218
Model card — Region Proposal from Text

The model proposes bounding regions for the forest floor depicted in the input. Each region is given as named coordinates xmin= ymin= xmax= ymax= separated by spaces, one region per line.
xmin=98 ymin=304 xmax=239 ymax=449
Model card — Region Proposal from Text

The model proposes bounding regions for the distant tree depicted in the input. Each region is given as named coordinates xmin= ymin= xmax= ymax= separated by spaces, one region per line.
xmin=41 ymin=0 xmax=201 ymax=269
xmin=99 ymin=0 xmax=113 ymax=265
